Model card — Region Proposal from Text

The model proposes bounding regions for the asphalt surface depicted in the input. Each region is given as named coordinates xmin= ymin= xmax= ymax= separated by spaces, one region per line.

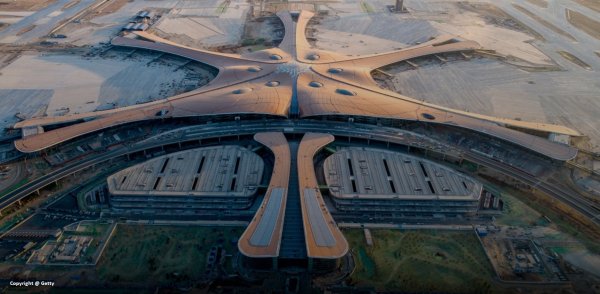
xmin=0 ymin=0 xmax=97 ymax=44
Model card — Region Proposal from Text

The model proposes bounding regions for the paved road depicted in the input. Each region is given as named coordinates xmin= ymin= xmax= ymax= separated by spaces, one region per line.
xmin=0 ymin=0 xmax=97 ymax=44
xmin=2 ymin=119 xmax=598 ymax=228
xmin=492 ymin=0 xmax=600 ymax=71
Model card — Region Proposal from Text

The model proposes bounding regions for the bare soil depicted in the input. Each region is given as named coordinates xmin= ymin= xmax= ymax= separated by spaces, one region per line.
xmin=15 ymin=24 xmax=35 ymax=36
xmin=457 ymin=2 xmax=545 ymax=41
xmin=558 ymin=50 xmax=592 ymax=70
xmin=566 ymin=9 xmax=600 ymax=41
xmin=81 ymin=0 xmax=131 ymax=21
xmin=526 ymin=0 xmax=548 ymax=8
xmin=0 ymin=0 xmax=56 ymax=11
xmin=513 ymin=4 xmax=576 ymax=41
xmin=573 ymin=0 xmax=600 ymax=13
xmin=482 ymin=237 xmax=514 ymax=279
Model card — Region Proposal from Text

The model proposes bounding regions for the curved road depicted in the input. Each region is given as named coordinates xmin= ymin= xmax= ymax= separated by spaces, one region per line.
xmin=2 ymin=120 xmax=599 ymax=227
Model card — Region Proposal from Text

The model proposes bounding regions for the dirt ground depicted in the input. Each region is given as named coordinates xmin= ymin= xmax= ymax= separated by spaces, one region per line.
xmin=457 ymin=2 xmax=545 ymax=41
xmin=81 ymin=0 xmax=130 ymax=21
xmin=558 ymin=50 xmax=592 ymax=70
xmin=566 ymin=9 xmax=600 ymax=41
xmin=526 ymin=0 xmax=548 ymax=8
xmin=573 ymin=0 xmax=600 ymax=13
xmin=0 ymin=0 xmax=56 ymax=11
xmin=512 ymin=4 xmax=576 ymax=41
xmin=481 ymin=237 xmax=514 ymax=279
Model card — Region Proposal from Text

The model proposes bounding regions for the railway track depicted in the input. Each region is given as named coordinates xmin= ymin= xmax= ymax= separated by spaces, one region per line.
xmin=465 ymin=153 xmax=600 ymax=226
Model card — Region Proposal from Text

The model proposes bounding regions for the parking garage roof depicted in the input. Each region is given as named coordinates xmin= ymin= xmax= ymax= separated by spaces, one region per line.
xmin=107 ymin=146 xmax=263 ymax=197
xmin=324 ymin=147 xmax=482 ymax=201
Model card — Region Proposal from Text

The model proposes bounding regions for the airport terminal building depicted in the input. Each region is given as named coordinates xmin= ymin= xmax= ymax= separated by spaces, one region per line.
xmin=24 ymin=8 xmax=571 ymax=274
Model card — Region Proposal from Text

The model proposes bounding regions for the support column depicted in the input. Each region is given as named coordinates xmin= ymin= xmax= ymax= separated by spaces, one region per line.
xmin=396 ymin=0 xmax=404 ymax=12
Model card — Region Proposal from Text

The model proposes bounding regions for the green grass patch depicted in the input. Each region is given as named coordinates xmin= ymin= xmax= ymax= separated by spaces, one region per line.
xmin=345 ymin=229 xmax=494 ymax=293
xmin=241 ymin=38 xmax=265 ymax=47
xmin=461 ymin=160 xmax=479 ymax=173
xmin=247 ymin=44 xmax=268 ymax=51
xmin=482 ymin=177 xmax=600 ymax=255
xmin=215 ymin=1 xmax=228 ymax=14
xmin=360 ymin=1 xmax=375 ymax=13
xmin=0 ymin=178 xmax=29 ymax=199
xmin=549 ymin=246 xmax=568 ymax=254
xmin=96 ymin=225 xmax=243 ymax=284
xmin=496 ymin=193 xmax=542 ymax=226
xmin=76 ymin=222 xmax=110 ymax=236
xmin=0 ymin=212 xmax=30 ymax=232
xmin=357 ymin=247 xmax=375 ymax=278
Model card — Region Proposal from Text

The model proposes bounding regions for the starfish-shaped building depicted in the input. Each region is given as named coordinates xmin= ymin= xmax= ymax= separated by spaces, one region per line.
xmin=13 ymin=10 xmax=578 ymax=161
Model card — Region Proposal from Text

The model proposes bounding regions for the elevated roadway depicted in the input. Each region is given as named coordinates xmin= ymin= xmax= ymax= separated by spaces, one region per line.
xmin=2 ymin=120 xmax=598 ymax=227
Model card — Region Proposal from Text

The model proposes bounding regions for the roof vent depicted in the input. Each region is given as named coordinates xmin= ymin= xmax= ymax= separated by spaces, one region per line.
xmin=336 ymin=88 xmax=356 ymax=96
xmin=307 ymin=53 xmax=320 ymax=60
xmin=421 ymin=113 xmax=436 ymax=120
xmin=247 ymin=66 xmax=262 ymax=72
xmin=232 ymin=88 xmax=253 ymax=94
xmin=155 ymin=109 xmax=169 ymax=116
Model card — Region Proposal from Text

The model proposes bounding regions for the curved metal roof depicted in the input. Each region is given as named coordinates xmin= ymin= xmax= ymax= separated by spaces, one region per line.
xmin=13 ymin=10 xmax=579 ymax=161
xmin=238 ymin=133 xmax=290 ymax=258
xmin=298 ymin=133 xmax=348 ymax=259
